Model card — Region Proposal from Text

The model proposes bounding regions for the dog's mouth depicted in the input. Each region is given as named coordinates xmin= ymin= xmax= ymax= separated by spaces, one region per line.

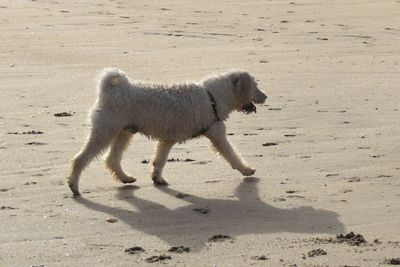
xmin=241 ymin=102 xmax=257 ymax=114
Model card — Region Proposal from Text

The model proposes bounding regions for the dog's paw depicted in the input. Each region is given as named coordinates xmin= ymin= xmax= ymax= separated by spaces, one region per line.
xmin=240 ymin=167 xmax=256 ymax=176
xmin=152 ymin=175 xmax=169 ymax=186
xmin=118 ymin=175 xmax=137 ymax=184
xmin=68 ymin=182 xmax=81 ymax=196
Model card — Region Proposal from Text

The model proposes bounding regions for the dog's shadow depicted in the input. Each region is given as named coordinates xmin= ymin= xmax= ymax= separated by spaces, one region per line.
xmin=74 ymin=178 xmax=344 ymax=251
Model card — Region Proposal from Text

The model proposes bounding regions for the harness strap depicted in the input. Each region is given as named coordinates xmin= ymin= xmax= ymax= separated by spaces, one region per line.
xmin=206 ymin=91 xmax=220 ymax=121
xmin=192 ymin=91 xmax=221 ymax=138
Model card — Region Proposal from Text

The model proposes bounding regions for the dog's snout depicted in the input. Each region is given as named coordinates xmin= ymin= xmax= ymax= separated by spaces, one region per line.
xmin=262 ymin=93 xmax=267 ymax=101
xmin=256 ymin=90 xmax=267 ymax=104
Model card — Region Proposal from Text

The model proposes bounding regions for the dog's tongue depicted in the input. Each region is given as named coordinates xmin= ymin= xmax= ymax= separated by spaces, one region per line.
xmin=242 ymin=103 xmax=257 ymax=114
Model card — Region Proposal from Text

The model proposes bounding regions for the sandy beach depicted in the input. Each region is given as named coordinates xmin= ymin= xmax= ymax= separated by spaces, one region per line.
xmin=1 ymin=0 xmax=400 ymax=265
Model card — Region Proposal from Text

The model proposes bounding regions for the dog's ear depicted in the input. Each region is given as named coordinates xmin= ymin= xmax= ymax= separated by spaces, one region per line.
xmin=232 ymin=72 xmax=252 ymax=102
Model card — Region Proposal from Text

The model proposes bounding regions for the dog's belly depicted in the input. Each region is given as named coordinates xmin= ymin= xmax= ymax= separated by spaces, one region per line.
xmin=139 ymin=122 xmax=206 ymax=142
xmin=126 ymin=113 xmax=211 ymax=142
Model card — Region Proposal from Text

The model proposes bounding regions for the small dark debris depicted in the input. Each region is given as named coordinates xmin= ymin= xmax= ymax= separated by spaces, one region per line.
xmin=106 ymin=217 xmax=118 ymax=223
xmin=263 ymin=142 xmax=277 ymax=147
xmin=145 ymin=255 xmax=171 ymax=263
xmin=1 ymin=206 xmax=17 ymax=210
xmin=192 ymin=160 xmax=209 ymax=165
xmin=24 ymin=182 xmax=37 ymax=185
xmin=370 ymin=155 xmax=381 ymax=158
xmin=316 ymin=37 xmax=329 ymax=41
xmin=208 ymin=234 xmax=231 ymax=242
xmin=252 ymin=255 xmax=269 ymax=260
xmin=347 ymin=177 xmax=361 ymax=183
xmin=0 ymin=188 xmax=9 ymax=192
xmin=284 ymin=134 xmax=296 ymax=137
xmin=335 ymin=232 xmax=366 ymax=246
xmin=124 ymin=246 xmax=145 ymax=255
xmin=205 ymin=180 xmax=222 ymax=183
xmin=24 ymin=130 xmax=44 ymax=134
xmin=25 ymin=142 xmax=47 ymax=146
xmin=167 ymin=158 xmax=191 ymax=162
xmin=326 ymin=174 xmax=339 ymax=177
xmin=193 ymin=208 xmax=209 ymax=214
xmin=8 ymin=130 xmax=44 ymax=135
xmin=54 ymin=112 xmax=73 ymax=117
xmin=176 ymin=193 xmax=191 ymax=199
xmin=168 ymin=246 xmax=190 ymax=253
xmin=286 ymin=190 xmax=297 ymax=194
xmin=385 ymin=258 xmax=400 ymax=265
xmin=141 ymin=159 xmax=149 ymax=164
xmin=308 ymin=248 xmax=327 ymax=257
xmin=377 ymin=174 xmax=392 ymax=178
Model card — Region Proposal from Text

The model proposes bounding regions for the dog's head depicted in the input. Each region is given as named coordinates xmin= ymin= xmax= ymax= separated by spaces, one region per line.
xmin=230 ymin=71 xmax=267 ymax=114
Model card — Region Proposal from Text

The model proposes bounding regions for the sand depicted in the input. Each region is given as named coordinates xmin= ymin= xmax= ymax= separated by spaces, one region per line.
xmin=1 ymin=0 xmax=400 ymax=266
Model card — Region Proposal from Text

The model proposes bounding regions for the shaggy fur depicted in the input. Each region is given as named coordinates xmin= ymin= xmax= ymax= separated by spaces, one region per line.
xmin=67 ymin=68 xmax=267 ymax=195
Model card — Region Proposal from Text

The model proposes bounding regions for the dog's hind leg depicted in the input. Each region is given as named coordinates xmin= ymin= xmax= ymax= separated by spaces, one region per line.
xmin=67 ymin=117 xmax=120 ymax=196
xmin=104 ymin=130 xmax=136 ymax=184
xmin=151 ymin=141 xmax=175 ymax=185
xmin=204 ymin=121 xmax=255 ymax=176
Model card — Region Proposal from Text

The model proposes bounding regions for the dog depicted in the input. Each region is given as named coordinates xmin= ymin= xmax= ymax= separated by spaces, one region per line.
xmin=67 ymin=68 xmax=267 ymax=195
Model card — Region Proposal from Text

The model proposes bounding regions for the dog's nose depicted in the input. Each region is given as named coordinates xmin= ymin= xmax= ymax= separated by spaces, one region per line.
xmin=261 ymin=92 xmax=267 ymax=103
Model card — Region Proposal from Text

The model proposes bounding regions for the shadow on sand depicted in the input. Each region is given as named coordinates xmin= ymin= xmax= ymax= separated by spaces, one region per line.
xmin=74 ymin=177 xmax=344 ymax=251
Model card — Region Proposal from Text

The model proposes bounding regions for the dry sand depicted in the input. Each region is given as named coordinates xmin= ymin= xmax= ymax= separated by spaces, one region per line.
xmin=1 ymin=0 xmax=400 ymax=266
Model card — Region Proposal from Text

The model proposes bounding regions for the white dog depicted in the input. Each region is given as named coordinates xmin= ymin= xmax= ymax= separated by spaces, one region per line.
xmin=67 ymin=68 xmax=267 ymax=195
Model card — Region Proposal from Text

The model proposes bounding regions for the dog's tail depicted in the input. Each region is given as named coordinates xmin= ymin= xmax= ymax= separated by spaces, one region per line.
xmin=97 ymin=68 xmax=130 ymax=94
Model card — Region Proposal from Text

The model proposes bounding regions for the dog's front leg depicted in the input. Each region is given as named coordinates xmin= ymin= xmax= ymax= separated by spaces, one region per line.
xmin=204 ymin=121 xmax=255 ymax=176
xmin=151 ymin=141 xmax=175 ymax=185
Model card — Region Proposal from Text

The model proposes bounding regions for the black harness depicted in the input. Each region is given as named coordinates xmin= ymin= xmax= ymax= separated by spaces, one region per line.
xmin=192 ymin=91 xmax=221 ymax=138
xmin=207 ymin=91 xmax=221 ymax=122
